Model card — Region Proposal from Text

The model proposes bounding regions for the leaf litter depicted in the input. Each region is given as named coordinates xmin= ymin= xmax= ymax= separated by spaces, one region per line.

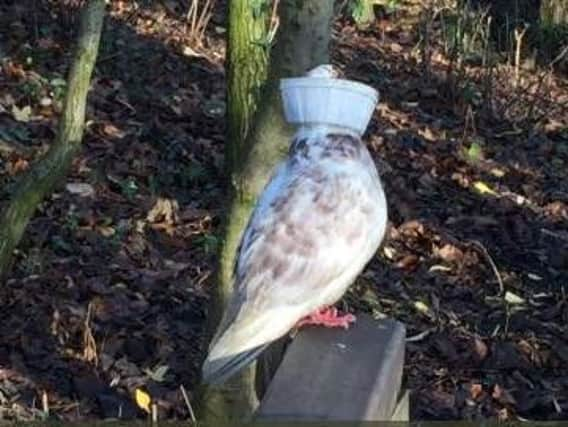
xmin=0 ymin=0 xmax=567 ymax=421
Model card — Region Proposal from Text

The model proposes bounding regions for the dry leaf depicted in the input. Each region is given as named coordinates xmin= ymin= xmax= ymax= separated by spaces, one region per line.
xmin=492 ymin=384 xmax=517 ymax=406
xmin=102 ymin=123 xmax=126 ymax=139
xmin=66 ymin=182 xmax=95 ymax=197
xmin=12 ymin=104 xmax=32 ymax=122
xmin=97 ymin=226 xmax=115 ymax=237
xmin=490 ymin=168 xmax=505 ymax=178
xmin=414 ymin=300 xmax=430 ymax=314
xmin=390 ymin=42 xmax=403 ymax=53
xmin=147 ymin=197 xmax=179 ymax=225
xmin=473 ymin=181 xmax=498 ymax=196
xmin=39 ymin=97 xmax=52 ymax=107
xmin=382 ymin=246 xmax=396 ymax=260
xmin=428 ymin=264 xmax=452 ymax=272
xmin=396 ymin=254 xmax=419 ymax=270
xmin=435 ymin=243 xmax=464 ymax=262
xmin=474 ymin=337 xmax=488 ymax=361
xmin=470 ymin=383 xmax=483 ymax=400
xmin=135 ymin=388 xmax=151 ymax=413
xmin=504 ymin=291 xmax=525 ymax=305
xmin=7 ymin=158 xmax=29 ymax=175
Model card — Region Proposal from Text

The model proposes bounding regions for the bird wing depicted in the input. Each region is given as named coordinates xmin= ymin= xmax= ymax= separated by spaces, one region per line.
xmin=202 ymin=155 xmax=387 ymax=384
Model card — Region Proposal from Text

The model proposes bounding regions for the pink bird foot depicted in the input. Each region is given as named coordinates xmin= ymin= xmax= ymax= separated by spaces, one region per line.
xmin=297 ymin=307 xmax=356 ymax=330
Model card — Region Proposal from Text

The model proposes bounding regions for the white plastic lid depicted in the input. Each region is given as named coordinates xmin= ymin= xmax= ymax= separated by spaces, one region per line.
xmin=280 ymin=65 xmax=379 ymax=135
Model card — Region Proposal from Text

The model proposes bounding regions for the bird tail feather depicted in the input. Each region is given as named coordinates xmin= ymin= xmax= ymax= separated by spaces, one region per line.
xmin=201 ymin=343 xmax=268 ymax=385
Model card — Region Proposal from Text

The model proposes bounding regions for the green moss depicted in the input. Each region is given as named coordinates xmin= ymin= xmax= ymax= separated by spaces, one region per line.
xmin=0 ymin=0 xmax=105 ymax=278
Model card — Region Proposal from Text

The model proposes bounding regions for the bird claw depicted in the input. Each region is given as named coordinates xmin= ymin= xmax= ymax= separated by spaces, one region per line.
xmin=297 ymin=307 xmax=356 ymax=330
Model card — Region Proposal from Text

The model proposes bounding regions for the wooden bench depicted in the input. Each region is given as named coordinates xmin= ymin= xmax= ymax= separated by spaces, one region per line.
xmin=255 ymin=314 xmax=408 ymax=422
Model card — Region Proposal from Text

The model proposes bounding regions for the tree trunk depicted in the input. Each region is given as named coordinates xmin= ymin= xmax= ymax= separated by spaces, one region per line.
xmin=0 ymin=0 xmax=105 ymax=279
xmin=225 ymin=0 xmax=271 ymax=173
xmin=199 ymin=0 xmax=333 ymax=422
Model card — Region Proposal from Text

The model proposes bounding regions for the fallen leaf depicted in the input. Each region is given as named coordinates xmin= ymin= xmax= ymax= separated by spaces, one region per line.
xmin=97 ymin=226 xmax=115 ymax=238
xmin=435 ymin=243 xmax=464 ymax=263
xmin=147 ymin=197 xmax=179 ymax=224
xmin=492 ymin=384 xmax=517 ymax=406
xmin=382 ymin=246 xmax=396 ymax=259
xmin=398 ymin=220 xmax=425 ymax=236
xmin=144 ymin=365 xmax=170 ymax=383
xmin=490 ymin=168 xmax=505 ymax=178
xmin=102 ymin=123 xmax=126 ymax=139
xmin=428 ymin=264 xmax=452 ymax=272
xmin=527 ymin=273 xmax=543 ymax=281
xmin=470 ymin=383 xmax=483 ymax=400
xmin=473 ymin=181 xmax=498 ymax=196
xmin=414 ymin=300 xmax=430 ymax=315
xmin=7 ymin=158 xmax=29 ymax=175
xmin=50 ymin=77 xmax=67 ymax=87
xmin=473 ymin=337 xmax=488 ymax=361
xmin=39 ymin=97 xmax=52 ymax=107
xmin=135 ymin=388 xmax=151 ymax=413
xmin=396 ymin=254 xmax=419 ymax=270
xmin=390 ymin=42 xmax=403 ymax=53
xmin=504 ymin=291 xmax=525 ymax=305
xmin=11 ymin=105 xmax=32 ymax=122
xmin=466 ymin=142 xmax=483 ymax=161
xmin=66 ymin=182 xmax=95 ymax=197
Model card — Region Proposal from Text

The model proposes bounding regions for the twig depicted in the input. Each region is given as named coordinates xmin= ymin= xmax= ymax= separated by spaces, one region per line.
xmin=267 ymin=0 xmax=281 ymax=44
xmin=541 ymin=228 xmax=568 ymax=243
xmin=151 ymin=403 xmax=158 ymax=424
xmin=41 ymin=391 xmax=49 ymax=416
xmin=552 ymin=396 xmax=562 ymax=414
xmin=466 ymin=240 xmax=504 ymax=295
xmin=406 ymin=328 xmax=435 ymax=342
xmin=179 ymin=384 xmax=196 ymax=422
xmin=197 ymin=0 xmax=213 ymax=42
xmin=186 ymin=0 xmax=215 ymax=47
xmin=549 ymin=44 xmax=568 ymax=69
xmin=461 ymin=105 xmax=476 ymax=146
xmin=481 ymin=16 xmax=493 ymax=118
xmin=82 ymin=302 xmax=98 ymax=366
xmin=513 ymin=25 xmax=528 ymax=88
xmin=196 ymin=269 xmax=211 ymax=288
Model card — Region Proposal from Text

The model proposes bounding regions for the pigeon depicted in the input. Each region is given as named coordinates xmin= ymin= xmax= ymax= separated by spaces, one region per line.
xmin=202 ymin=80 xmax=387 ymax=386
xmin=306 ymin=64 xmax=339 ymax=78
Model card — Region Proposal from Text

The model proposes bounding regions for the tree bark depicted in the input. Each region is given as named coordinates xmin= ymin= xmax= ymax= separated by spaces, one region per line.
xmin=225 ymin=0 xmax=271 ymax=173
xmin=199 ymin=0 xmax=333 ymax=422
xmin=0 ymin=0 xmax=105 ymax=279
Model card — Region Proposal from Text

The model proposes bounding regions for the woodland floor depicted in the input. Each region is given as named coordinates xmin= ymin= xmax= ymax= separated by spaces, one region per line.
xmin=0 ymin=0 xmax=567 ymax=422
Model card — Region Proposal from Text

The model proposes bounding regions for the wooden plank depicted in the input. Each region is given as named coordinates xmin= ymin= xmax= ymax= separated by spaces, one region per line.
xmin=256 ymin=314 xmax=406 ymax=421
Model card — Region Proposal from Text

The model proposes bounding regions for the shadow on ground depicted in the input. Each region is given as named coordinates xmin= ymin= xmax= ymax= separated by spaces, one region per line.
xmin=333 ymin=14 xmax=568 ymax=420
xmin=0 ymin=0 xmax=566 ymax=422
xmin=0 ymin=0 xmax=227 ymax=420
